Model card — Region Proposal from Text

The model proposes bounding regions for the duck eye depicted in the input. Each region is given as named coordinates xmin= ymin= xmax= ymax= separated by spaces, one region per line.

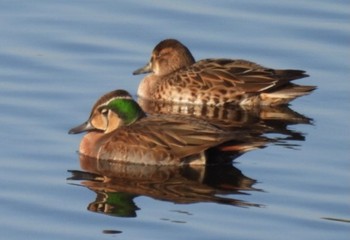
xmin=101 ymin=108 xmax=109 ymax=116
xmin=156 ymin=51 xmax=164 ymax=58
xmin=158 ymin=52 xmax=166 ymax=57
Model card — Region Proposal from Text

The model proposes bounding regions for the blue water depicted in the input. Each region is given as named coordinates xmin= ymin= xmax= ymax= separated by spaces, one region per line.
xmin=0 ymin=0 xmax=349 ymax=239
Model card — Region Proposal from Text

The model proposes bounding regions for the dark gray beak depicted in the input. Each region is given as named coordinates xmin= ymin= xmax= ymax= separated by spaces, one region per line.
xmin=68 ymin=121 xmax=95 ymax=134
xmin=133 ymin=62 xmax=152 ymax=75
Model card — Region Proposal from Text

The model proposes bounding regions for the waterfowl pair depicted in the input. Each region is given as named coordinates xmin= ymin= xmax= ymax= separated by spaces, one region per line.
xmin=133 ymin=39 xmax=315 ymax=106
xmin=69 ymin=90 xmax=253 ymax=165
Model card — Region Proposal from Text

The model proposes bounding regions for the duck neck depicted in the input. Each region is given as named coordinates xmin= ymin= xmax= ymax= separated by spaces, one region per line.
xmin=137 ymin=75 xmax=157 ymax=99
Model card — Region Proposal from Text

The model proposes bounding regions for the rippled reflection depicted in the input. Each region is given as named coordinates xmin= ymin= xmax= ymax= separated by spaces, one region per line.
xmin=68 ymin=152 xmax=261 ymax=217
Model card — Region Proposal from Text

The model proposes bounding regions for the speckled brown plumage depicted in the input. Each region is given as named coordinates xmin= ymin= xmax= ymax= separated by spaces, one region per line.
xmin=133 ymin=39 xmax=315 ymax=106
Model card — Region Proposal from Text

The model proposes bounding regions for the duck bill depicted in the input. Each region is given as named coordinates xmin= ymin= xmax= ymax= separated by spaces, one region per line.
xmin=68 ymin=121 xmax=95 ymax=134
xmin=133 ymin=62 xmax=152 ymax=75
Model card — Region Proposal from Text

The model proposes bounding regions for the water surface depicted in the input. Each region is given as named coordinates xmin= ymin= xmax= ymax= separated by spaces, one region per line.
xmin=0 ymin=0 xmax=349 ymax=239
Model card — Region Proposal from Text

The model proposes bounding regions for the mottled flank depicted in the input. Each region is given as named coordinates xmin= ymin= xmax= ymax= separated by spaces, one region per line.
xmin=133 ymin=39 xmax=316 ymax=106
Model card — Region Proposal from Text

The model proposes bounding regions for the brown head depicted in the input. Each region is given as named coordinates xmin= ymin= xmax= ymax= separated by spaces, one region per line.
xmin=133 ymin=39 xmax=195 ymax=76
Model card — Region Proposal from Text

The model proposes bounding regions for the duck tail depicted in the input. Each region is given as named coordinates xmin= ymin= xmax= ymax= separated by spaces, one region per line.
xmin=217 ymin=135 xmax=270 ymax=153
xmin=274 ymin=69 xmax=309 ymax=81
xmin=260 ymin=84 xmax=316 ymax=106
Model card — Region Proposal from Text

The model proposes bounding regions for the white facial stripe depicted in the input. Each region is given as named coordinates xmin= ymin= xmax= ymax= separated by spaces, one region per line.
xmin=94 ymin=91 xmax=133 ymax=112
xmin=104 ymin=95 xmax=132 ymax=106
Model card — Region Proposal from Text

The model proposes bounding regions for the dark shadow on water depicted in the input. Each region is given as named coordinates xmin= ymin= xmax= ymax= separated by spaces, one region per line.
xmin=67 ymin=103 xmax=314 ymax=218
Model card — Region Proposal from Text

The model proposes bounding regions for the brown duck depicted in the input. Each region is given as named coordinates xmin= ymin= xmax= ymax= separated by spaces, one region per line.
xmin=133 ymin=39 xmax=315 ymax=106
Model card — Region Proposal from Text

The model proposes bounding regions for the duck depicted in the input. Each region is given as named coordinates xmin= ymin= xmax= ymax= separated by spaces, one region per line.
xmin=133 ymin=39 xmax=315 ymax=106
xmin=68 ymin=89 xmax=253 ymax=165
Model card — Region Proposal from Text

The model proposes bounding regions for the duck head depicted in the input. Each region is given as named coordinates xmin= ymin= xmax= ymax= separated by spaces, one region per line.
xmin=69 ymin=90 xmax=146 ymax=134
xmin=133 ymin=39 xmax=195 ymax=76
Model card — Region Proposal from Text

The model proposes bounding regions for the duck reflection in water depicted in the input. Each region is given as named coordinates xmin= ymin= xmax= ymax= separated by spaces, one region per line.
xmin=68 ymin=150 xmax=261 ymax=218
xmin=138 ymin=98 xmax=313 ymax=149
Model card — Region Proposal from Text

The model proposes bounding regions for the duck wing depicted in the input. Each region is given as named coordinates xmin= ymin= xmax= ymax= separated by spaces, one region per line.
xmin=97 ymin=115 xmax=234 ymax=164
xmin=172 ymin=59 xmax=308 ymax=93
